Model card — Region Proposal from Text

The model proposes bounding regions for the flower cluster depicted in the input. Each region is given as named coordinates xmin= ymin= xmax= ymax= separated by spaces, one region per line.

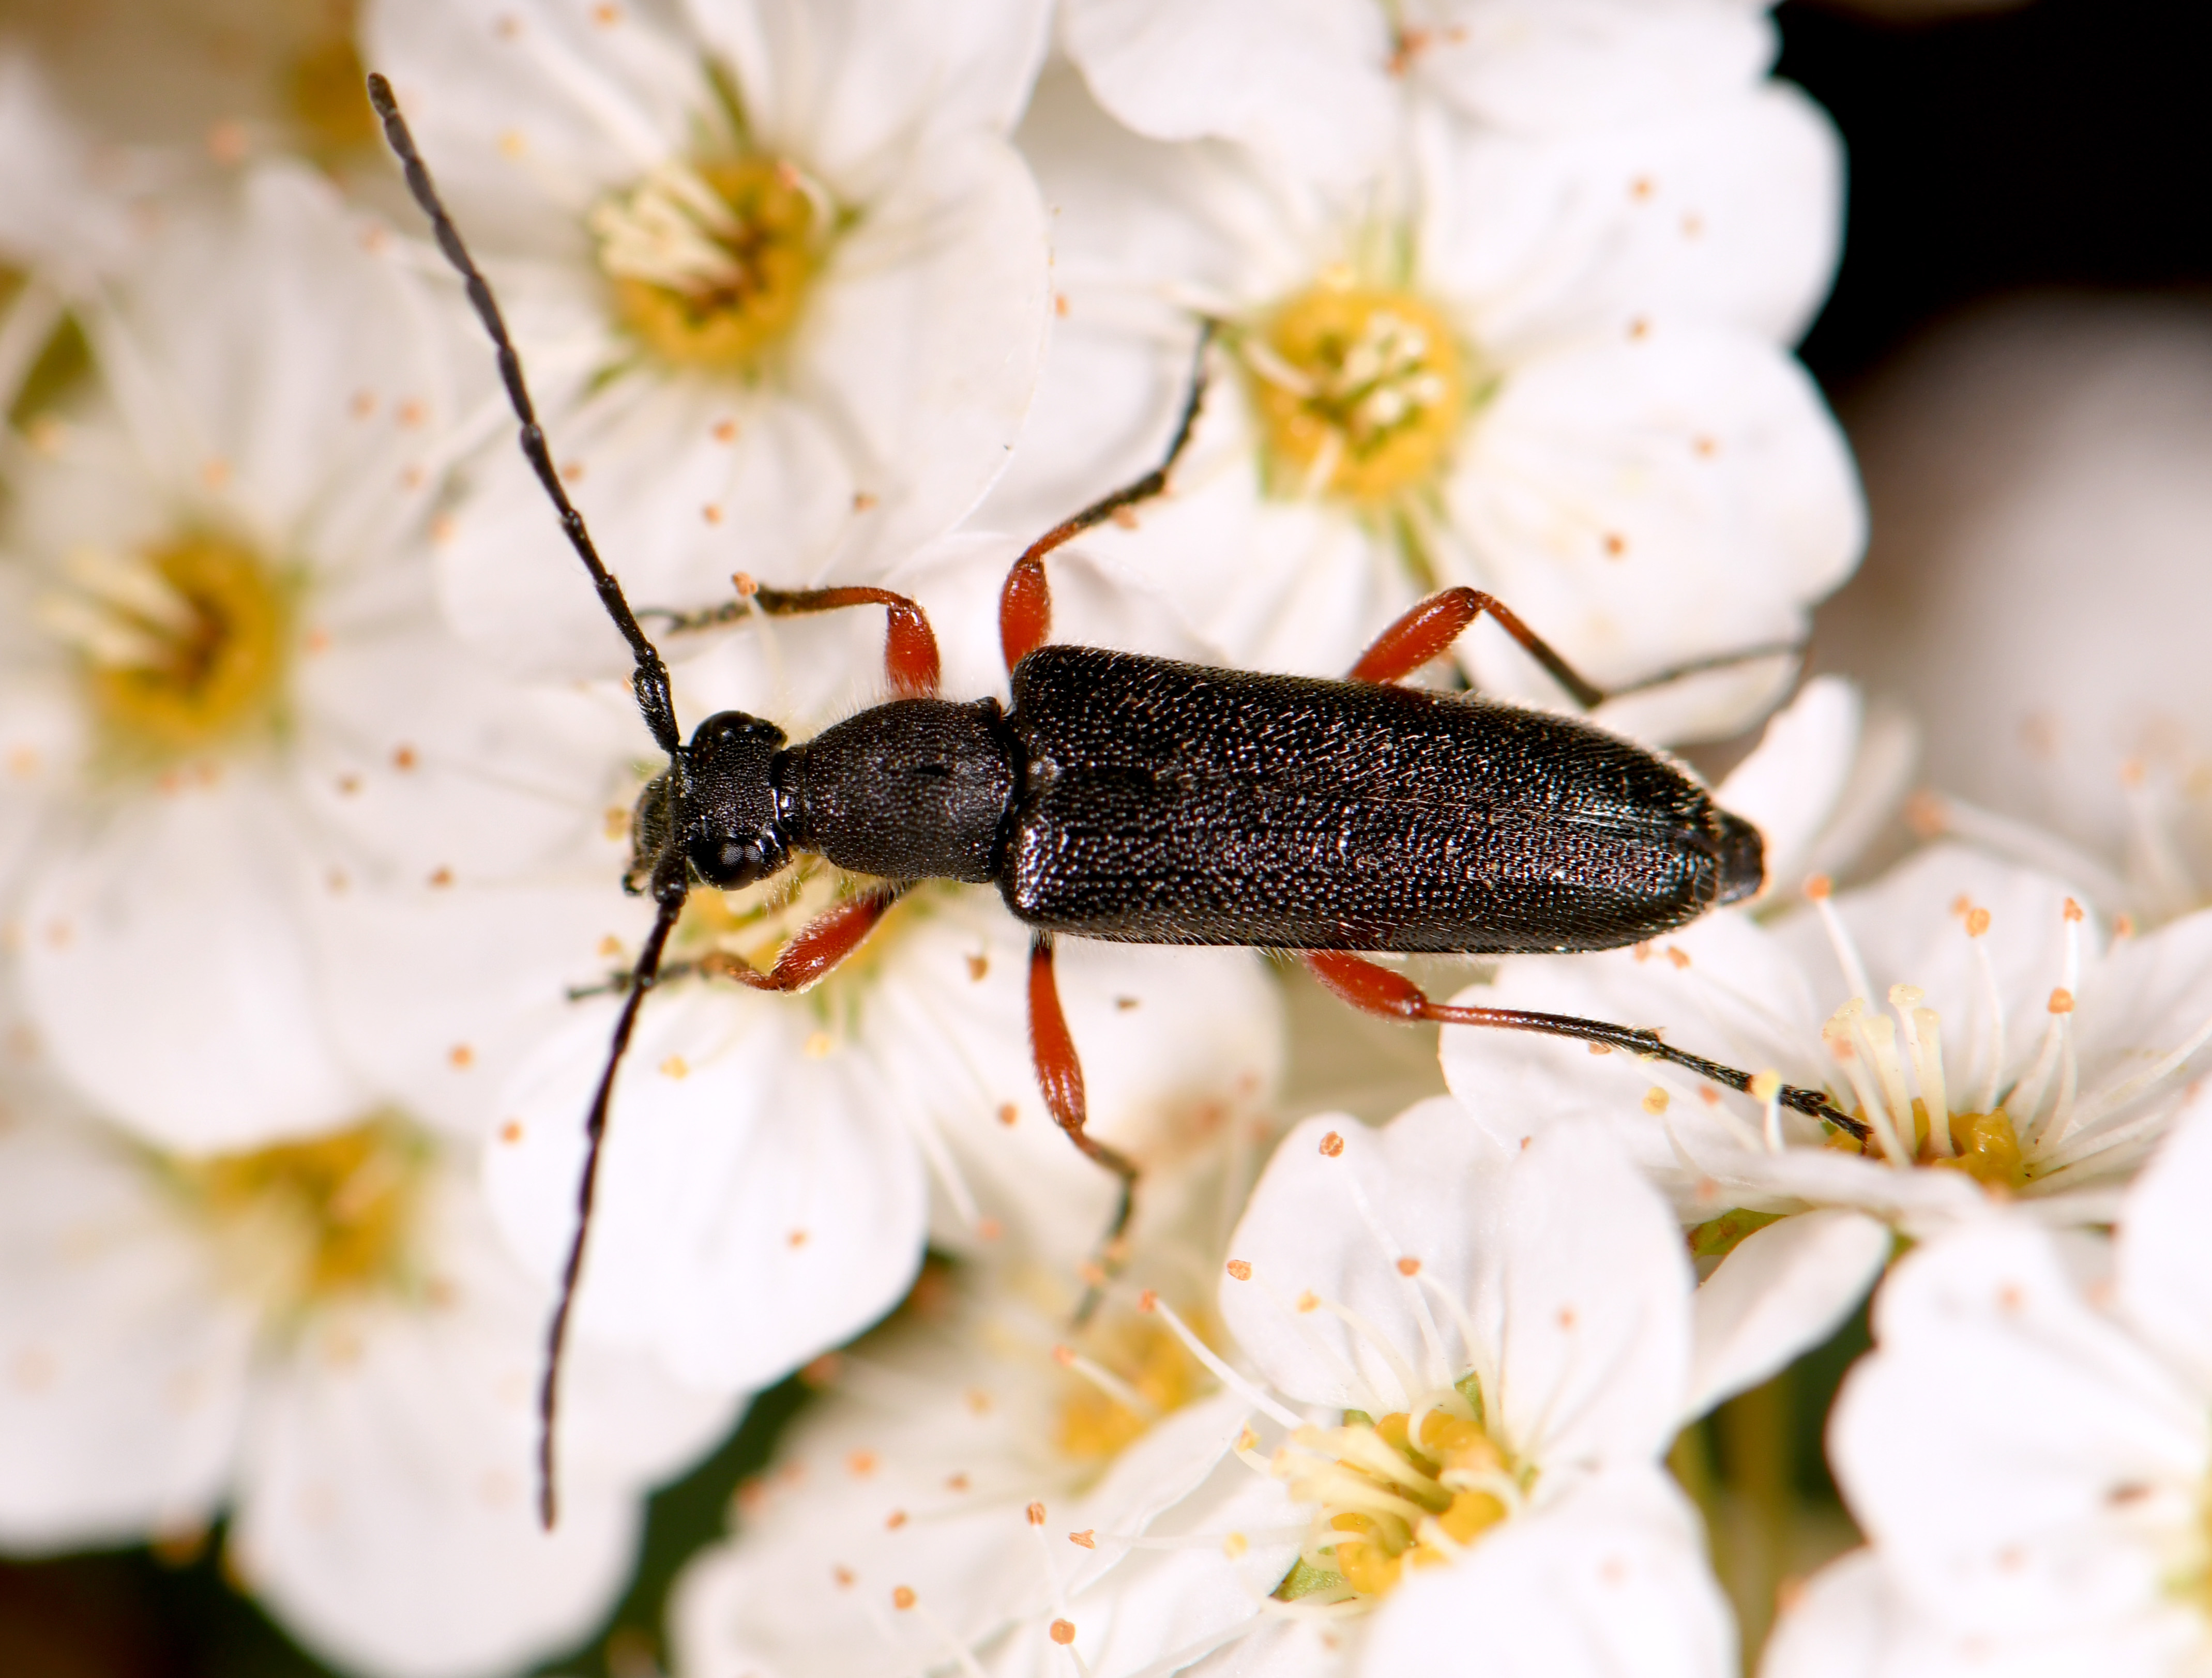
xmin=1 ymin=5 xmax=2193 ymax=1678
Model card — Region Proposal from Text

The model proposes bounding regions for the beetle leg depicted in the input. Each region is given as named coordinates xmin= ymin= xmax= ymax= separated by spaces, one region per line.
xmin=1028 ymin=933 xmax=1142 ymax=1267
xmin=702 ymin=886 xmax=909 ymax=992
xmin=1347 ymin=588 xmax=1607 ymax=707
xmin=1300 ymin=950 xmax=1872 ymax=1145
xmin=641 ymin=583 xmax=940 ymax=698
xmin=1001 ymin=323 xmax=1218 ymax=672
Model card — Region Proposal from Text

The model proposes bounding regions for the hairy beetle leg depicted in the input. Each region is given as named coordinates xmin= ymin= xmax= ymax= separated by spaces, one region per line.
xmin=1028 ymin=934 xmax=1141 ymax=1316
xmin=1350 ymin=587 xmax=1607 ymax=707
xmin=1000 ymin=324 xmax=1218 ymax=673
xmin=1301 ymin=950 xmax=1871 ymax=1143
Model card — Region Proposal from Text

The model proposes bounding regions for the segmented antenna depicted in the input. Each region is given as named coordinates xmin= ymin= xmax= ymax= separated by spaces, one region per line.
xmin=365 ymin=72 xmax=681 ymax=758
xmin=368 ymin=72 xmax=695 ymax=1529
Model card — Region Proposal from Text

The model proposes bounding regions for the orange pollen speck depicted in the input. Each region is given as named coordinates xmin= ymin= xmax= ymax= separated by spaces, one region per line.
xmin=711 ymin=419 xmax=738 ymax=443
xmin=1804 ymin=874 xmax=1833 ymax=901
xmin=1051 ymin=1344 xmax=1076 ymax=1367
xmin=2049 ymin=988 xmax=2076 ymax=1015
xmin=1070 ymin=1529 xmax=1097 ymax=1548
xmin=1396 ymin=1256 xmax=1421 ymax=1276
xmin=892 ymin=1587 xmax=916 ymax=1611
xmin=1966 ymin=908 xmax=1992 ymax=938
xmin=1225 ymin=1259 xmax=1252 ymax=1280
xmin=846 ymin=1451 xmax=877 ymax=1477
xmin=1665 ymin=946 xmax=1691 ymax=970
xmin=498 ymin=1120 xmax=523 ymax=1144
xmin=1320 ymin=1131 xmax=1344 ymax=1157
xmin=1050 ymin=1620 xmax=1077 ymax=1645
xmin=1026 ymin=1501 xmax=1046 ymax=1526
xmin=2064 ymin=897 xmax=2085 ymax=923
xmin=448 ymin=1044 xmax=473 ymax=1069
xmin=996 ymin=1103 xmax=1018 ymax=1126
xmin=1296 ymin=1291 xmax=1320 ymax=1313
xmin=1137 ymin=1289 xmax=1159 ymax=1313
xmin=885 ymin=1509 xmax=906 ymax=1530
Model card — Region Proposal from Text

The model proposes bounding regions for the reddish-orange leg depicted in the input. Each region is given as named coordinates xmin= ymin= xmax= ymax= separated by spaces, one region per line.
xmin=1300 ymin=950 xmax=1867 ymax=1140
xmin=647 ymin=579 xmax=943 ymax=698
xmin=1030 ymin=934 xmax=1144 ymax=1318
xmin=1002 ymin=323 xmax=1216 ymax=672
xmin=1349 ymin=586 xmax=1607 ymax=704
xmin=702 ymin=886 xmax=908 ymax=993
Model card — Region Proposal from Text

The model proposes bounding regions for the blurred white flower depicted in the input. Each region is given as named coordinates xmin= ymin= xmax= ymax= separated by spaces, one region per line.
xmin=363 ymin=0 xmax=1055 ymax=678
xmin=0 ymin=162 xmax=628 ymax=1152
xmin=0 ymin=0 xmax=384 ymax=165
xmin=982 ymin=36 xmax=1857 ymax=743
xmin=1821 ymin=296 xmax=2212 ymax=927
xmin=1765 ymin=1092 xmax=2212 ymax=1678
xmin=1061 ymin=0 xmax=1790 ymax=182
xmin=673 ymin=1102 xmax=1735 ymax=1677
xmin=0 ymin=1085 xmax=737 ymax=1678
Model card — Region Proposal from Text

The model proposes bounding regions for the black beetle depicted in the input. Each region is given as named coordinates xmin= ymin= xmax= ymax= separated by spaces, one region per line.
xmin=369 ymin=74 xmax=1862 ymax=1528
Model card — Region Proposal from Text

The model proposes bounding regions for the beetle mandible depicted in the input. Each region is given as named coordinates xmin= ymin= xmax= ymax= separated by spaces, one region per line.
xmin=367 ymin=74 xmax=1866 ymax=1529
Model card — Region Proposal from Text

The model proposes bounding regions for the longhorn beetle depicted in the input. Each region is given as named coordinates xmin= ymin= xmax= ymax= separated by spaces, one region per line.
xmin=368 ymin=74 xmax=1867 ymax=1530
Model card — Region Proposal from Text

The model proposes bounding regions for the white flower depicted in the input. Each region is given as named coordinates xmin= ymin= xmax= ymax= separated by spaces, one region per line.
xmin=980 ymin=33 xmax=1857 ymax=743
xmin=671 ymin=1101 xmax=1734 ymax=1677
xmin=1440 ymin=844 xmax=2212 ymax=1409
xmin=1763 ymin=1090 xmax=2212 ymax=1678
xmin=0 ymin=1086 xmax=737 ymax=1678
xmin=0 ymin=162 xmax=628 ymax=1151
xmin=363 ymin=0 xmax=1055 ymax=679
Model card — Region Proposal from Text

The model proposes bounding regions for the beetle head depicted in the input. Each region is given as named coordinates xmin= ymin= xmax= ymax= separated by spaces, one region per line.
xmin=628 ymin=710 xmax=792 ymax=898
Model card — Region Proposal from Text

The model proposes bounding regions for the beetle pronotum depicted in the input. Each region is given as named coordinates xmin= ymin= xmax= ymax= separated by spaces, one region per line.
xmin=367 ymin=73 xmax=1865 ymax=1529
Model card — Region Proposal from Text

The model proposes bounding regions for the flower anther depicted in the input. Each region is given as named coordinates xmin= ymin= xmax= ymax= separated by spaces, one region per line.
xmin=173 ymin=1116 xmax=431 ymax=1322
xmin=41 ymin=535 xmax=292 ymax=764
xmin=1272 ymin=1376 xmax=1523 ymax=1606
xmin=590 ymin=157 xmax=823 ymax=373
xmin=1240 ymin=280 xmax=1467 ymax=506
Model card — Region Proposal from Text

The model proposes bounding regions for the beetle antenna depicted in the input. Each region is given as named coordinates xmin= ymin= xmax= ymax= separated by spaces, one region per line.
xmin=366 ymin=72 xmax=682 ymax=758
xmin=537 ymin=891 xmax=684 ymax=1530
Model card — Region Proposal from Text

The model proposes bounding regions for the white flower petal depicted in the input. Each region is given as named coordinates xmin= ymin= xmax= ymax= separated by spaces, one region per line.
xmin=1422 ymin=86 xmax=1842 ymax=350
xmin=1834 ymin=1219 xmax=2203 ymax=1639
xmin=2114 ymin=1089 xmax=2212 ymax=1394
xmin=21 ymin=778 xmax=371 ymax=1151
xmin=1221 ymin=1105 xmax=1689 ymax=1471
xmin=366 ymin=0 xmax=719 ymax=257
xmin=1716 ymin=676 xmax=1868 ymax=899
xmin=1441 ymin=324 xmax=1862 ymax=725
xmin=486 ymin=986 xmax=928 ymax=1391
xmin=0 ymin=1110 xmax=252 ymax=1548
xmin=687 ymin=0 xmax=1051 ymax=200
xmin=1407 ymin=0 xmax=1776 ymax=134
xmin=234 ymin=1171 xmax=736 ymax=1678
xmin=1060 ymin=0 xmax=1397 ymax=187
xmin=1755 ymin=1550 xmax=1899 ymax=1678
xmin=1359 ymin=1467 xmax=1733 ymax=1678
xmin=311 ymin=879 xmax=652 ymax=1141
xmin=789 ymin=130 xmax=1052 ymax=576
xmin=1686 ymin=1208 xmax=1890 ymax=1419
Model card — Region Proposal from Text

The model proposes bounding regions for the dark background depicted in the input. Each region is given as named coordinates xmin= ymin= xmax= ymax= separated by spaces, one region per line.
xmin=5 ymin=1 xmax=2207 ymax=1672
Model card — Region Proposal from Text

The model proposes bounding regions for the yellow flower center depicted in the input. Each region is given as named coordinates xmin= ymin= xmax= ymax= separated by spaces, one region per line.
xmin=286 ymin=30 xmax=377 ymax=156
xmin=43 ymin=535 xmax=292 ymax=764
xmin=1242 ymin=281 xmax=1467 ymax=505
xmin=592 ymin=157 xmax=821 ymax=373
xmin=173 ymin=1118 xmax=430 ymax=1319
xmin=1053 ymin=1313 xmax=1211 ymax=1462
xmin=1274 ymin=1384 xmax=1521 ymax=1606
